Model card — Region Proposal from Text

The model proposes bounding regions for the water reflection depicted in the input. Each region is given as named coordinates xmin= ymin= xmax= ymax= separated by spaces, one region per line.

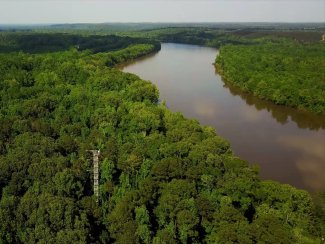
xmin=222 ymin=80 xmax=325 ymax=130
xmin=122 ymin=43 xmax=325 ymax=192
xmin=193 ymin=100 xmax=220 ymax=118
xmin=278 ymin=134 xmax=325 ymax=191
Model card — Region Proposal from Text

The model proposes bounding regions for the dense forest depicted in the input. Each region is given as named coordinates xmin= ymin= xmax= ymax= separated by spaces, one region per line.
xmin=119 ymin=25 xmax=324 ymax=47
xmin=0 ymin=32 xmax=324 ymax=243
xmin=119 ymin=27 xmax=257 ymax=48
xmin=0 ymin=33 xmax=160 ymax=54
xmin=216 ymin=41 xmax=325 ymax=114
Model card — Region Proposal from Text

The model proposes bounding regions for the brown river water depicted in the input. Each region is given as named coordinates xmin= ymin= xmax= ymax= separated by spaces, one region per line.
xmin=121 ymin=43 xmax=325 ymax=192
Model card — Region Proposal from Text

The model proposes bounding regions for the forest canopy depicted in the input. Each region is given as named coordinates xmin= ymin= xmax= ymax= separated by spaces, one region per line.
xmin=0 ymin=32 xmax=324 ymax=243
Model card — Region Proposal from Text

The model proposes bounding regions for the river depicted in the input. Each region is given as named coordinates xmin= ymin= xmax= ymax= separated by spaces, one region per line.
xmin=121 ymin=43 xmax=325 ymax=192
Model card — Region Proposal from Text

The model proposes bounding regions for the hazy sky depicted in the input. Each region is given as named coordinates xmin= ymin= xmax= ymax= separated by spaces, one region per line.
xmin=0 ymin=0 xmax=324 ymax=24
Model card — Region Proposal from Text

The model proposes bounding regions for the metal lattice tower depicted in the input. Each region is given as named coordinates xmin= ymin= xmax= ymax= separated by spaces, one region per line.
xmin=89 ymin=150 xmax=100 ymax=202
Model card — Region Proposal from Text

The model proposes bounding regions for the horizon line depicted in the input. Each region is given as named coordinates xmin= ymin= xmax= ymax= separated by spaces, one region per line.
xmin=1 ymin=21 xmax=325 ymax=26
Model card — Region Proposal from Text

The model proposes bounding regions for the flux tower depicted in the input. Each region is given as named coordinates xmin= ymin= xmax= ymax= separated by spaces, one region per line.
xmin=89 ymin=150 xmax=100 ymax=202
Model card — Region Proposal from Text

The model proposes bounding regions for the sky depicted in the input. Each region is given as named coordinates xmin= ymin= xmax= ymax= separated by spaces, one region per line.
xmin=0 ymin=0 xmax=324 ymax=24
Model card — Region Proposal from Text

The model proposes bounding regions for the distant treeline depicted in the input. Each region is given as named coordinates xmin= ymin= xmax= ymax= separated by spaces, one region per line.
xmin=1 ymin=22 xmax=324 ymax=34
xmin=0 ymin=33 xmax=160 ymax=54
xmin=120 ymin=28 xmax=257 ymax=48
xmin=122 ymin=26 xmax=323 ymax=44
